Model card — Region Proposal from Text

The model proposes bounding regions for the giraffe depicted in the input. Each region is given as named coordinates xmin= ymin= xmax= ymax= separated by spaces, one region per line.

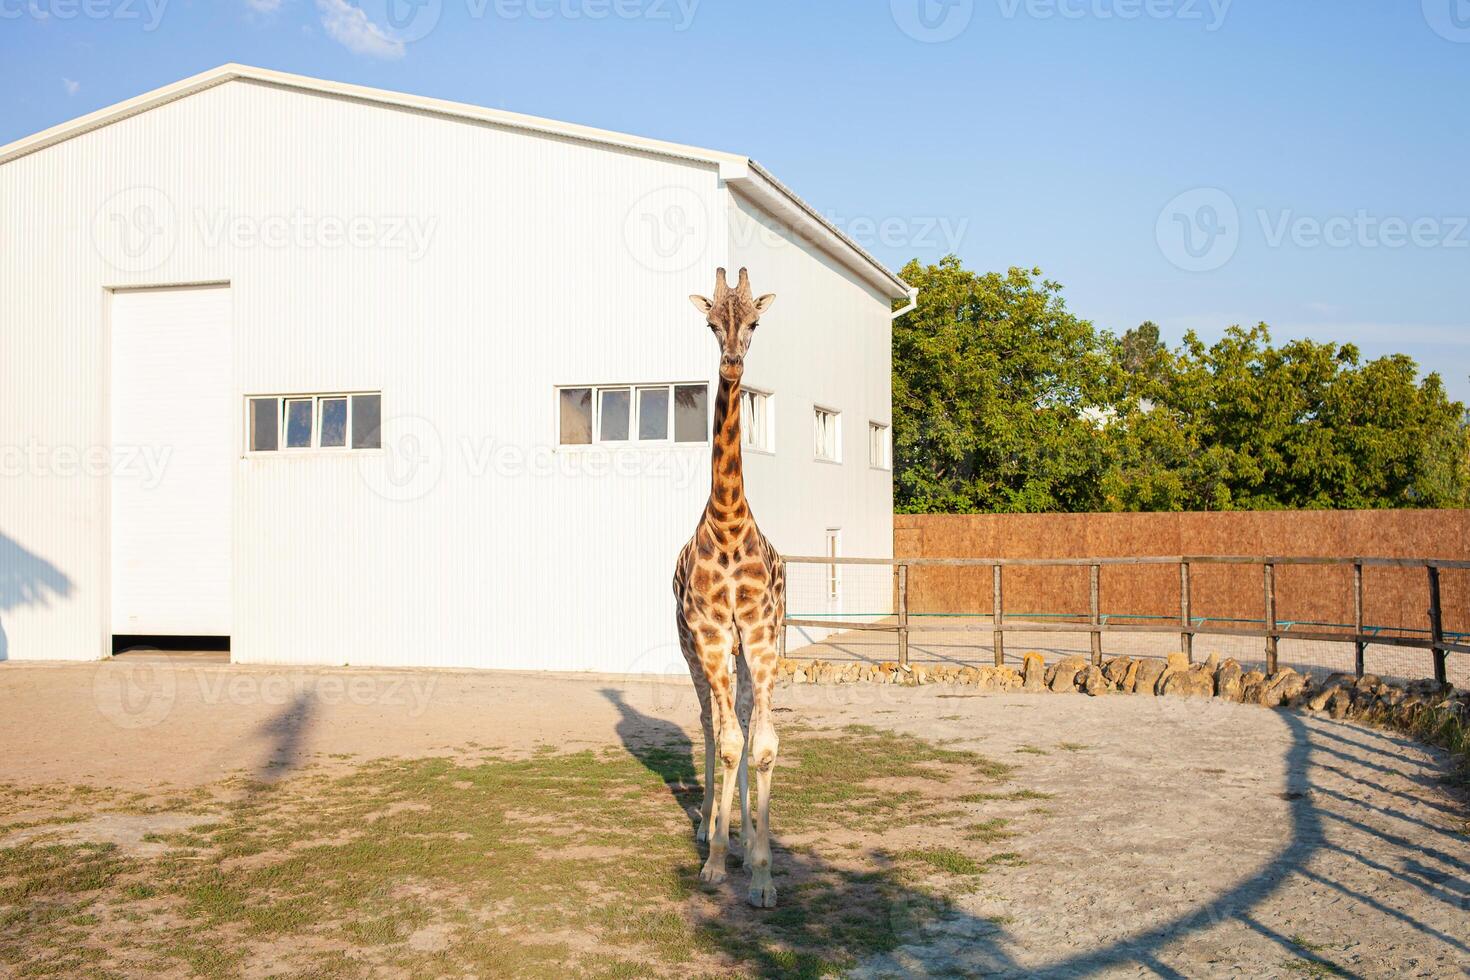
xmin=672 ymin=266 xmax=785 ymax=909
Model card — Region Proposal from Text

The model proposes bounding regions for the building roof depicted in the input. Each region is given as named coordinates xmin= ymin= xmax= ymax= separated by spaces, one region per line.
xmin=0 ymin=64 xmax=913 ymax=301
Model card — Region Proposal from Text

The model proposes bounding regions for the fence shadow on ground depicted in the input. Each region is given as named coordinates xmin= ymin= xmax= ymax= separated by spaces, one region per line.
xmin=600 ymin=686 xmax=1468 ymax=977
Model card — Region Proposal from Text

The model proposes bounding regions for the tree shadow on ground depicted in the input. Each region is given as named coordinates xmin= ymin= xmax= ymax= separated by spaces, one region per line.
xmin=0 ymin=531 xmax=75 ymax=661
xmin=600 ymin=684 xmax=1468 ymax=978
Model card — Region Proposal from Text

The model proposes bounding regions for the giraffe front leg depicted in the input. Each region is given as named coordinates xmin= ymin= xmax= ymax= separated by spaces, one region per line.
xmin=696 ymin=694 xmax=716 ymax=843
xmin=744 ymin=645 xmax=780 ymax=908
xmin=735 ymin=650 xmax=754 ymax=864
xmin=700 ymin=682 xmax=743 ymax=885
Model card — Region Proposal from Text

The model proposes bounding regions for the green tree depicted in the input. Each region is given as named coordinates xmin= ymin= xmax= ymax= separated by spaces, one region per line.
xmin=893 ymin=257 xmax=1470 ymax=513
xmin=891 ymin=258 xmax=1114 ymax=513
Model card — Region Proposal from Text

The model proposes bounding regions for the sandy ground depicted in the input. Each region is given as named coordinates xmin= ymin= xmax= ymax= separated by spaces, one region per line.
xmin=2 ymin=658 xmax=1468 ymax=977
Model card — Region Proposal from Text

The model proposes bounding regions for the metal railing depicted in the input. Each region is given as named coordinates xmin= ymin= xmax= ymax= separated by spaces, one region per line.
xmin=779 ymin=555 xmax=1468 ymax=684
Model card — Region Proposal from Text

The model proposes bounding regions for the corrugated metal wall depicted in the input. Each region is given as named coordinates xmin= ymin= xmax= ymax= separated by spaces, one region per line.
xmin=0 ymin=78 xmax=896 ymax=671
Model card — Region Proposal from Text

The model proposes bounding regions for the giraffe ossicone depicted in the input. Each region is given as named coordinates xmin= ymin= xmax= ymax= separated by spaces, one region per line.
xmin=672 ymin=266 xmax=785 ymax=909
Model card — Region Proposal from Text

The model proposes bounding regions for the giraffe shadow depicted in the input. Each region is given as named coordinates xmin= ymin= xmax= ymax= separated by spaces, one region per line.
xmin=601 ymin=688 xmax=707 ymax=849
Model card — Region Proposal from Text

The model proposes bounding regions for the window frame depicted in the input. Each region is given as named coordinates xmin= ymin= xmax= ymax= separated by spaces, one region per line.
xmin=556 ymin=382 xmax=710 ymax=449
xmin=740 ymin=386 xmax=775 ymax=454
xmin=868 ymin=421 xmax=892 ymax=470
xmin=244 ymin=391 xmax=383 ymax=456
xmin=813 ymin=405 xmax=842 ymax=463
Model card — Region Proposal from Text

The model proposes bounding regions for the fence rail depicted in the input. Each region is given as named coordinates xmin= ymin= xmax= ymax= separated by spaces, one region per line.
xmin=779 ymin=554 xmax=1463 ymax=683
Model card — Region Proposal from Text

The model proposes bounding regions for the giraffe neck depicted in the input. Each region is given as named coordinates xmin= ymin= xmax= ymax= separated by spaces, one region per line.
xmin=705 ymin=373 xmax=750 ymax=530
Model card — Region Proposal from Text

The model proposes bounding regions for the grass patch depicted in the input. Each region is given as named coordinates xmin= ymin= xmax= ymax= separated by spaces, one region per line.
xmin=1015 ymin=745 xmax=1049 ymax=756
xmin=0 ymin=725 xmax=1030 ymax=978
xmin=958 ymin=789 xmax=1054 ymax=803
xmin=1057 ymin=742 xmax=1090 ymax=752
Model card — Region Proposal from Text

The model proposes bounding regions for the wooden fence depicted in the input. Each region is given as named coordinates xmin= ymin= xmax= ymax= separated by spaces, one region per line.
xmin=780 ymin=554 xmax=1467 ymax=685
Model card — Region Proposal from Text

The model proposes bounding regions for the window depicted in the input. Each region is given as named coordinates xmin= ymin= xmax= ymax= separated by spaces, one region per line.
xmin=825 ymin=528 xmax=842 ymax=602
xmin=246 ymin=393 xmax=381 ymax=452
xmin=741 ymin=388 xmax=774 ymax=453
xmin=559 ymin=383 xmax=708 ymax=446
xmin=813 ymin=407 xmax=841 ymax=462
xmin=869 ymin=421 xmax=891 ymax=469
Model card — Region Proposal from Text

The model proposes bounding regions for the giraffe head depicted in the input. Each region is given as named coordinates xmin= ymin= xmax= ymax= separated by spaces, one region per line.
xmin=689 ymin=267 xmax=776 ymax=381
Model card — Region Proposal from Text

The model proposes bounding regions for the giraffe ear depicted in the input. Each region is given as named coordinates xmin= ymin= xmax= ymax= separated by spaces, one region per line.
xmin=689 ymin=295 xmax=714 ymax=316
xmin=754 ymin=293 xmax=776 ymax=315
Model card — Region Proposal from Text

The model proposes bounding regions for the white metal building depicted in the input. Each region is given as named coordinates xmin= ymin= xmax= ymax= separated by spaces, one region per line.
xmin=0 ymin=65 xmax=910 ymax=672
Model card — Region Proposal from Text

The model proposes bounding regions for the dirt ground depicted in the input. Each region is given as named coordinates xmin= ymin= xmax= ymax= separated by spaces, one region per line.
xmin=2 ymin=658 xmax=1468 ymax=977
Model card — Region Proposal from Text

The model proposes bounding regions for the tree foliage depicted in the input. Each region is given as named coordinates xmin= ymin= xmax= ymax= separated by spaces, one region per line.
xmin=893 ymin=257 xmax=1470 ymax=514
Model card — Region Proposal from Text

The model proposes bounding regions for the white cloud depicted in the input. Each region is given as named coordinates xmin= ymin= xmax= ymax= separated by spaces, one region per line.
xmin=316 ymin=0 xmax=404 ymax=59
xmin=62 ymin=78 xmax=80 ymax=96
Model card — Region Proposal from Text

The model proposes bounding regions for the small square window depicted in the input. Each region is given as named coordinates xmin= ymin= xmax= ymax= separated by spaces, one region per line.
xmin=285 ymin=399 xmax=314 ymax=449
xmin=869 ymin=422 xmax=891 ymax=470
xmin=319 ymin=398 xmax=348 ymax=448
xmin=674 ymin=384 xmax=708 ymax=443
xmin=559 ymin=388 xmax=593 ymax=445
xmin=741 ymin=389 xmax=773 ymax=452
xmin=638 ymin=387 xmax=669 ymax=441
xmin=351 ymin=394 xmax=381 ymax=450
xmin=598 ymin=388 xmax=631 ymax=442
xmin=814 ymin=407 xmax=841 ymax=462
xmin=249 ymin=398 xmax=278 ymax=452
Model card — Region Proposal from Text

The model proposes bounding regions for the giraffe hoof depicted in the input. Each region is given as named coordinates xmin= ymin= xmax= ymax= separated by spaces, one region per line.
xmin=695 ymin=824 xmax=709 ymax=844
xmin=747 ymin=881 xmax=778 ymax=909
xmin=699 ymin=861 xmax=728 ymax=885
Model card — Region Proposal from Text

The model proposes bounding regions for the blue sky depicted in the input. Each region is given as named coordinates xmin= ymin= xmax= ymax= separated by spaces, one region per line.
xmin=4 ymin=0 xmax=1468 ymax=402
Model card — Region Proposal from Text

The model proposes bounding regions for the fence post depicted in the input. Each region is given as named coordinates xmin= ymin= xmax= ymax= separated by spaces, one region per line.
xmin=897 ymin=562 xmax=910 ymax=670
xmin=1428 ymin=564 xmax=1446 ymax=687
xmin=1352 ymin=562 xmax=1364 ymax=679
xmin=777 ymin=557 xmax=788 ymax=660
xmin=992 ymin=564 xmax=1005 ymax=667
xmin=1089 ymin=563 xmax=1103 ymax=668
xmin=1264 ymin=562 xmax=1279 ymax=675
xmin=1180 ymin=560 xmax=1193 ymax=663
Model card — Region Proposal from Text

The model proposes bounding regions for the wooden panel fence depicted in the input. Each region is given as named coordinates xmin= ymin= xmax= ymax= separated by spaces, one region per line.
xmin=780 ymin=554 xmax=1467 ymax=684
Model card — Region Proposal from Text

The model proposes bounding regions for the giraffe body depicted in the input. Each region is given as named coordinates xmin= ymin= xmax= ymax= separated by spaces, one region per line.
xmin=672 ymin=267 xmax=785 ymax=909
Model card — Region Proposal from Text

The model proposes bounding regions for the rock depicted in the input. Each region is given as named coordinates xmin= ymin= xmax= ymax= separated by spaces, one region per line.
xmin=1328 ymin=687 xmax=1352 ymax=720
xmin=1354 ymin=673 xmax=1382 ymax=693
xmin=1239 ymin=670 xmax=1267 ymax=703
xmin=1122 ymin=659 xmax=1140 ymax=694
xmin=1133 ymin=659 xmax=1167 ymax=696
xmin=1082 ymin=665 xmax=1108 ymax=697
xmin=1203 ymin=651 xmax=1220 ymax=672
xmin=912 ymin=665 xmax=929 ymax=685
xmin=1254 ymin=669 xmax=1304 ymax=708
xmin=792 ymin=669 xmax=808 ymax=685
xmin=1049 ymin=656 xmax=1089 ymax=693
xmin=1022 ymin=652 xmax=1047 ymax=692
xmin=1162 ymin=668 xmax=1214 ymax=698
xmin=995 ymin=666 xmax=1023 ymax=690
xmin=1215 ymin=659 xmax=1244 ymax=701
xmin=1307 ymin=684 xmax=1341 ymax=713
xmin=1103 ymin=657 xmax=1134 ymax=688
